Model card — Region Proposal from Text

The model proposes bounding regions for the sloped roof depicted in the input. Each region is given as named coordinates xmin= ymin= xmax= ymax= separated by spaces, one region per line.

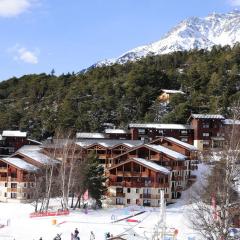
xmin=76 ymin=132 xmax=106 ymax=139
xmin=146 ymin=144 xmax=187 ymax=160
xmin=2 ymin=130 xmax=27 ymax=137
xmin=128 ymin=123 xmax=192 ymax=130
xmin=109 ymin=157 xmax=170 ymax=175
xmin=76 ymin=139 xmax=144 ymax=149
xmin=161 ymin=89 xmax=185 ymax=94
xmin=15 ymin=145 xmax=59 ymax=166
xmin=2 ymin=157 xmax=39 ymax=172
xmin=223 ymin=119 xmax=240 ymax=125
xmin=132 ymin=158 xmax=170 ymax=174
xmin=190 ymin=114 xmax=225 ymax=120
xmin=164 ymin=137 xmax=198 ymax=151
xmin=104 ymin=129 xmax=128 ymax=134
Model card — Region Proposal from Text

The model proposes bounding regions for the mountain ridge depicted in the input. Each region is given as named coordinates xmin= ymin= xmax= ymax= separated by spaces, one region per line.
xmin=93 ymin=10 xmax=240 ymax=67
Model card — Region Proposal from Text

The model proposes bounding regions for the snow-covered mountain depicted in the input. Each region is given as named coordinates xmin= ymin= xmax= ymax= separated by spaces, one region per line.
xmin=95 ymin=10 xmax=240 ymax=67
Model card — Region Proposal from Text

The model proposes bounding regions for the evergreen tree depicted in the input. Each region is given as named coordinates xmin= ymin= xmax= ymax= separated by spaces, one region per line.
xmin=84 ymin=153 xmax=107 ymax=208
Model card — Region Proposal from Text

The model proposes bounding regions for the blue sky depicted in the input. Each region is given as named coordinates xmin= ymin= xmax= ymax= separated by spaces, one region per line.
xmin=0 ymin=0 xmax=239 ymax=80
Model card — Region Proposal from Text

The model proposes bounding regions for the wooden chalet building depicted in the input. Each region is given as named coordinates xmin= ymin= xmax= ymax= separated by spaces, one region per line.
xmin=108 ymin=139 xmax=198 ymax=206
xmin=128 ymin=123 xmax=194 ymax=144
xmin=0 ymin=145 xmax=59 ymax=202
xmin=0 ymin=157 xmax=38 ymax=202
xmin=104 ymin=129 xmax=131 ymax=140
xmin=0 ymin=130 xmax=41 ymax=157
xmin=187 ymin=114 xmax=240 ymax=150
xmin=158 ymin=89 xmax=185 ymax=104
xmin=75 ymin=139 xmax=144 ymax=168
xmin=108 ymin=157 xmax=170 ymax=206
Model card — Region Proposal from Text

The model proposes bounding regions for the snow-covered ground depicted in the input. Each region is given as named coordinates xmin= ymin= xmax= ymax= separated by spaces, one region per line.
xmin=0 ymin=164 xmax=209 ymax=240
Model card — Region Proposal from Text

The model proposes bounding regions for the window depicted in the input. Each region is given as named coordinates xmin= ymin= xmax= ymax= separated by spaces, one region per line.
xmin=116 ymin=198 xmax=123 ymax=205
xmin=181 ymin=138 xmax=188 ymax=142
xmin=143 ymin=200 xmax=151 ymax=206
xmin=203 ymin=133 xmax=209 ymax=137
xmin=127 ymin=199 xmax=131 ymax=204
xmin=138 ymin=129 xmax=145 ymax=134
xmin=24 ymin=183 xmax=27 ymax=188
xmin=203 ymin=140 xmax=209 ymax=145
xmin=11 ymin=183 xmax=17 ymax=188
xmin=11 ymin=193 xmax=17 ymax=199
xmin=136 ymin=189 xmax=139 ymax=193
xmin=181 ymin=130 xmax=188 ymax=135
xmin=203 ymin=124 xmax=209 ymax=128
xmin=5 ymin=182 xmax=7 ymax=187
xmin=127 ymin=188 xmax=131 ymax=193
xmin=4 ymin=192 xmax=7 ymax=197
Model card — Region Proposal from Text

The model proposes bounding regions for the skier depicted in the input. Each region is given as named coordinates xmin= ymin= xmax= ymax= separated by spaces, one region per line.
xmin=74 ymin=228 xmax=79 ymax=237
xmin=53 ymin=233 xmax=61 ymax=240
xmin=90 ymin=231 xmax=95 ymax=240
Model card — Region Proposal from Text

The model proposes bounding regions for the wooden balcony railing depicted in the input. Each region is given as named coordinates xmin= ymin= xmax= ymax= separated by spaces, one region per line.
xmin=0 ymin=167 xmax=7 ymax=173
xmin=172 ymin=166 xmax=187 ymax=171
xmin=0 ymin=177 xmax=7 ymax=181
xmin=7 ymin=188 xmax=17 ymax=192
xmin=172 ymin=176 xmax=183 ymax=181
xmin=189 ymin=175 xmax=197 ymax=181
xmin=150 ymin=155 xmax=160 ymax=161
xmin=171 ymin=186 xmax=183 ymax=192
xmin=140 ymin=194 xmax=169 ymax=199
xmin=116 ymin=192 xmax=125 ymax=198
xmin=109 ymin=181 xmax=169 ymax=188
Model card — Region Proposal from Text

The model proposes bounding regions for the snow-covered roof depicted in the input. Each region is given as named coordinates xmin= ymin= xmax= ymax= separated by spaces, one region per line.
xmin=190 ymin=114 xmax=225 ymax=120
xmin=146 ymin=144 xmax=187 ymax=160
xmin=104 ymin=129 xmax=128 ymax=134
xmin=76 ymin=132 xmax=106 ymax=139
xmin=161 ymin=89 xmax=185 ymax=94
xmin=223 ymin=119 xmax=240 ymax=125
xmin=2 ymin=157 xmax=39 ymax=172
xmin=132 ymin=158 xmax=170 ymax=174
xmin=129 ymin=123 xmax=192 ymax=130
xmin=2 ymin=130 xmax=27 ymax=138
xmin=27 ymin=139 xmax=42 ymax=145
xmin=15 ymin=145 xmax=59 ymax=166
xmin=165 ymin=137 xmax=198 ymax=151
xmin=76 ymin=139 xmax=144 ymax=148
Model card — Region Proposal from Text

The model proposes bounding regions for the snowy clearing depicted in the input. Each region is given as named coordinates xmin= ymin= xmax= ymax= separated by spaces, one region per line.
xmin=0 ymin=164 xmax=209 ymax=240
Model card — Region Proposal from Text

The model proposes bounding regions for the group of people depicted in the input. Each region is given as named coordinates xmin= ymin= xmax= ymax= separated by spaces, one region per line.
xmin=36 ymin=228 xmax=95 ymax=240
xmin=71 ymin=228 xmax=95 ymax=240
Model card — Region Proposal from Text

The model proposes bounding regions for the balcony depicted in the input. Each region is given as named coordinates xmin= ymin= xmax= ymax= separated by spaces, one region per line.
xmin=116 ymin=192 xmax=125 ymax=198
xmin=172 ymin=166 xmax=187 ymax=171
xmin=140 ymin=194 xmax=152 ymax=199
xmin=150 ymin=155 xmax=160 ymax=161
xmin=189 ymin=175 xmax=197 ymax=181
xmin=98 ymin=154 xmax=108 ymax=159
xmin=7 ymin=188 xmax=17 ymax=192
xmin=140 ymin=194 xmax=169 ymax=199
xmin=0 ymin=177 xmax=7 ymax=181
xmin=171 ymin=186 xmax=183 ymax=192
xmin=172 ymin=176 xmax=183 ymax=181
xmin=0 ymin=167 xmax=7 ymax=173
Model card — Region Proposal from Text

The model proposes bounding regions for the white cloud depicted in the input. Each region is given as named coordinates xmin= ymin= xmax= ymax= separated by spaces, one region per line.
xmin=17 ymin=48 xmax=38 ymax=64
xmin=228 ymin=0 xmax=240 ymax=6
xmin=0 ymin=0 xmax=33 ymax=17
xmin=9 ymin=45 xmax=39 ymax=64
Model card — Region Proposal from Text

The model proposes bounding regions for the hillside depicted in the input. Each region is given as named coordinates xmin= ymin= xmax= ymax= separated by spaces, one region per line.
xmin=95 ymin=10 xmax=240 ymax=66
xmin=0 ymin=45 xmax=239 ymax=139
